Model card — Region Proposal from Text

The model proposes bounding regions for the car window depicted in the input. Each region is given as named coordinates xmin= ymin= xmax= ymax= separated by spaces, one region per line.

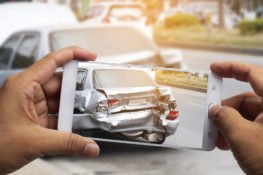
xmin=85 ymin=5 xmax=104 ymax=19
xmin=108 ymin=5 xmax=145 ymax=19
xmin=0 ymin=35 xmax=21 ymax=69
xmin=11 ymin=34 xmax=39 ymax=69
xmin=76 ymin=69 xmax=88 ymax=90
xmin=93 ymin=69 xmax=156 ymax=88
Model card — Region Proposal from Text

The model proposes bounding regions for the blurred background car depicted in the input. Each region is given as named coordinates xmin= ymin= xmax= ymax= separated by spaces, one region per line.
xmin=82 ymin=1 xmax=149 ymax=26
xmin=0 ymin=24 xmax=185 ymax=86
xmin=0 ymin=2 xmax=77 ymax=45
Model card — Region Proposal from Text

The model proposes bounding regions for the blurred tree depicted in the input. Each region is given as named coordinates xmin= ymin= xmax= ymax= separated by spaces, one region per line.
xmin=219 ymin=0 xmax=225 ymax=29
xmin=231 ymin=0 xmax=241 ymax=14
xmin=138 ymin=0 xmax=164 ymax=24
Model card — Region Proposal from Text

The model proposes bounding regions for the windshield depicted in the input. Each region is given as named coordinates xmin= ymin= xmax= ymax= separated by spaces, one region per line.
xmin=109 ymin=5 xmax=145 ymax=19
xmin=50 ymin=28 xmax=153 ymax=57
xmin=93 ymin=69 xmax=156 ymax=88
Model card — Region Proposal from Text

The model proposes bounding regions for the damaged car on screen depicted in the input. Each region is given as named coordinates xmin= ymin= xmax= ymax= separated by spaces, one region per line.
xmin=72 ymin=64 xmax=179 ymax=144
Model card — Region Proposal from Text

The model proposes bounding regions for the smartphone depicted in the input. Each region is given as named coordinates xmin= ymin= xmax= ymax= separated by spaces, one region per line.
xmin=58 ymin=61 xmax=222 ymax=151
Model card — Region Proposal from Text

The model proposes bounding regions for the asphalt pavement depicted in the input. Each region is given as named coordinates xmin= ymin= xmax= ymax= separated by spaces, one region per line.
xmin=168 ymin=88 xmax=206 ymax=148
xmin=12 ymin=48 xmax=263 ymax=175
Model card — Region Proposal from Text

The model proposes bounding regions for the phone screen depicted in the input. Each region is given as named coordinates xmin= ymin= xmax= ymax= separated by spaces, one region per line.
xmin=71 ymin=62 xmax=210 ymax=149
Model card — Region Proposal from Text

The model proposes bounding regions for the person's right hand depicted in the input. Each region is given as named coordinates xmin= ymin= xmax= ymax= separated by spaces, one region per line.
xmin=209 ymin=62 xmax=263 ymax=175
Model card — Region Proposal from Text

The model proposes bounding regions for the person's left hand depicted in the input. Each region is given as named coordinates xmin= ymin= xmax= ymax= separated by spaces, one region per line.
xmin=0 ymin=46 xmax=100 ymax=175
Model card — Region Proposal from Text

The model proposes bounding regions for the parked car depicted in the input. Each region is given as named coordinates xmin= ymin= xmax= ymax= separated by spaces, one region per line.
xmin=82 ymin=2 xmax=149 ymax=26
xmin=73 ymin=63 xmax=180 ymax=143
xmin=0 ymin=24 xmax=185 ymax=86
xmin=0 ymin=2 xmax=77 ymax=45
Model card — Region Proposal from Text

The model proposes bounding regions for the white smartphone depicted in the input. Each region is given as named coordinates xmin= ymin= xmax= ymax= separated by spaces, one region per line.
xmin=58 ymin=61 xmax=222 ymax=151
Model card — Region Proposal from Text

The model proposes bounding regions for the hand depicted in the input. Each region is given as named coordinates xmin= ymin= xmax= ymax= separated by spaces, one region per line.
xmin=209 ymin=62 xmax=263 ymax=175
xmin=0 ymin=46 xmax=100 ymax=175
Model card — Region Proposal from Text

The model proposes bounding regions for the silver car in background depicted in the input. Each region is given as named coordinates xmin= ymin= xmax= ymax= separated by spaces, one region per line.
xmin=73 ymin=65 xmax=180 ymax=143
xmin=0 ymin=24 xmax=185 ymax=86
xmin=82 ymin=2 xmax=148 ymax=26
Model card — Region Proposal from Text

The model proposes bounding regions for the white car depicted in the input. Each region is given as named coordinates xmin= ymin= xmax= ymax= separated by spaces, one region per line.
xmin=0 ymin=24 xmax=185 ymax=86
xmin=0 ymin=2 xmax=77 ymax=45
xmin=73 ymin=63 xmax=180 ymax=143
xmin=82 ymin=2 xmax=149 ymax=26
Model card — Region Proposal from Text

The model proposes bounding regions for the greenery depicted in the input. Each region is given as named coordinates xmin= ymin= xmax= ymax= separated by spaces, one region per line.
xmin=155 ymin=70 xmax=208 ymax=90
xmin=154 ymin=25 xmax=263 ymax=49
xmin=239 ymin=19 xmax=263 ymax=35
xmin=164 ymin=13 xmax=201 ymax=28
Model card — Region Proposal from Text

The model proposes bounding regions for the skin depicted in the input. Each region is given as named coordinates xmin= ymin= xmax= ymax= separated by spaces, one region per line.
xmin=0 ymin=46 xmax=100 ymax=175
xmin=209 ymin=62 xmax=263 ymax=175
xmin=1 ymin=49 xmax=262 ymax=175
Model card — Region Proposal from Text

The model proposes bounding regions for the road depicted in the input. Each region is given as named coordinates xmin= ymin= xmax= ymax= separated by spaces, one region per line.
xmin=13 ymin=49 xmax=263 ymax=175
xmin=167 ymin=88 xmax=206 ymax=148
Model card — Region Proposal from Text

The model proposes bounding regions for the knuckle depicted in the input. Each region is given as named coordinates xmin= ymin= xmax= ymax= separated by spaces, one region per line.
xmin=65 ymin=133 xmax=84 ymax=155
xmin=66 ymin=45 xmax=79 ymax=51
xmin=216 ymin=106 xmax=234 ymax=118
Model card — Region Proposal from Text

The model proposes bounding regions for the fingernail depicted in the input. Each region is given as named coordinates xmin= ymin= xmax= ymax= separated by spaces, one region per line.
xmin=81 ymin=143 xmax=100 ymax=157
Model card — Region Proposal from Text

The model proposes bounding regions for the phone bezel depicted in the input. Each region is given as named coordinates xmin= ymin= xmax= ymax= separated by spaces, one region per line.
xmin=58 ymin=61 xmax=222 ymax=150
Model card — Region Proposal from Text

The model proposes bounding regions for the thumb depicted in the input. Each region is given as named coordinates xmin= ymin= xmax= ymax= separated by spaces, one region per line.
xmin=209 ymin=105 xmax=248 ymax=144
xmin=37 ymin=129 xmax=100 ymax=157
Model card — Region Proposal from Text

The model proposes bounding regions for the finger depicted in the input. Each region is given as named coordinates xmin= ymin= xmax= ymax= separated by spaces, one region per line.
xmin=47 ymin=97 xmax=60 ymax=114
xmin=23 ymin=46 xmax=97 ymax=85
xmin=34 ymin=100 xmax=48 ymax=127
xmin=35 ymin=100 xmax=48 ymax=116
xmin=43 ymin=73 xmax=62 ymax=98
xmin=47 ymin=115 xmax=58 ymax=129
xmin=211 ymin=62 xmax=263 ymax=97
xmin=38 ymin=113 xmax=48 ymax=128
xmin=222 ymin=92 xmax=262 ymax=120
xmin=37 ymin=128 xmax=100 ymax=157
xmin=209 ymin=105 xmax=248 ymax=145
xmin=215 ymin=132 xmax=230 ymax=150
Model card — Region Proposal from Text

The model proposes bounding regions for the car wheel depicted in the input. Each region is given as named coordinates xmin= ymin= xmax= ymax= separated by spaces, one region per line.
xmin=144 ymin=132 xmax=166 ymax=144
xmin=121 ymin=131 xmax=144 ymax=138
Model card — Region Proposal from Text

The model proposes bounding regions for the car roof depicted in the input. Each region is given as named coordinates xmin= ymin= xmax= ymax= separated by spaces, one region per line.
xmin=0 ymin=2 xmax=77 ymax=44
xmin=12 ymin=23 xmax=146 ymax=35
xmin=79 ymin=62 xmax=148 ymax=72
